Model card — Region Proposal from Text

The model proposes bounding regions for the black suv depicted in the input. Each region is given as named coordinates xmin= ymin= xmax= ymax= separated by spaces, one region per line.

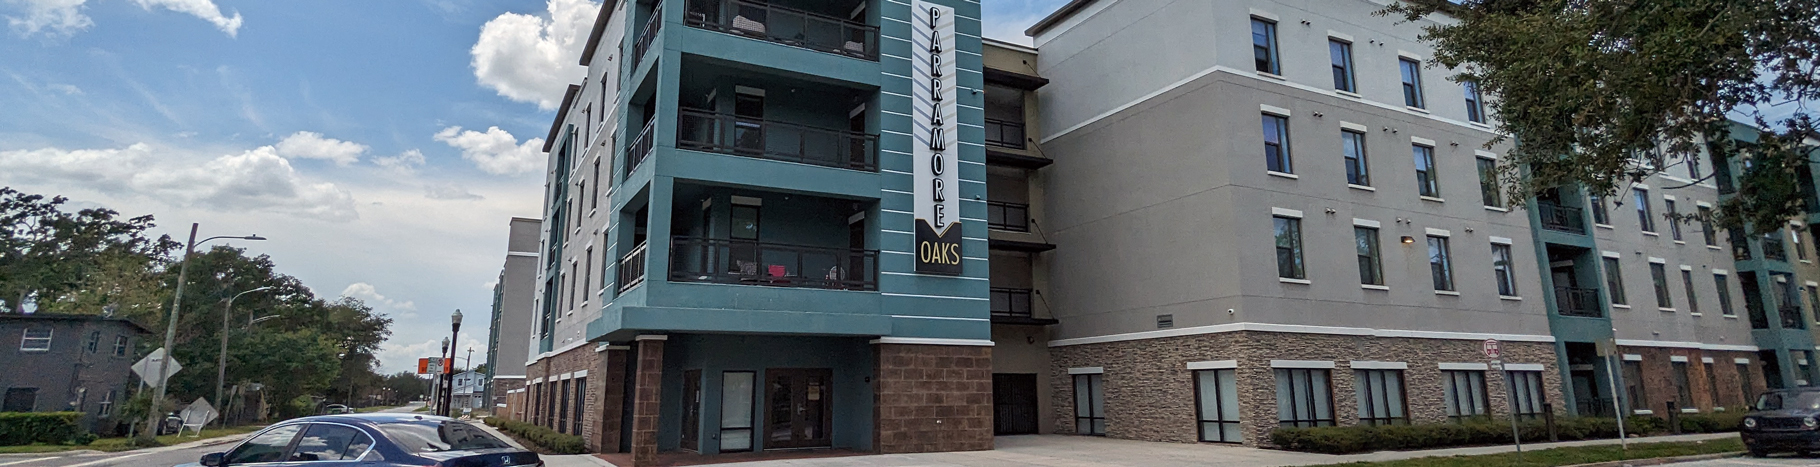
xmin=1742 ymin=388 xmax=1820 ymax=456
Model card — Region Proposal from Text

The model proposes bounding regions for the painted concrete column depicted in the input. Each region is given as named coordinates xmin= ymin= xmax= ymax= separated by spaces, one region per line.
xmin=631 ymin=336 xmax=666 ymax=466
xmin=596 ymin=346 xmax=629 ymax=453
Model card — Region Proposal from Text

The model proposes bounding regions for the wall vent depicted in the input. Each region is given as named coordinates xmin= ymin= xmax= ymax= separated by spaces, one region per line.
xmin=1156 ymin=314 xmax=1175 ymax=329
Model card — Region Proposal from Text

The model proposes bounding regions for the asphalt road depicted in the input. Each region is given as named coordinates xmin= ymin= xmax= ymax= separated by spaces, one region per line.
xmin=0 ymin=403 xmax=426 ymax=467
xmin=1676 ymin=456 xmax=1820 ymax=466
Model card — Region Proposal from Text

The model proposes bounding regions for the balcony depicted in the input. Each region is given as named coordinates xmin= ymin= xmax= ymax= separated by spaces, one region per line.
xmin=1764 ymin=235 xmax=1789 ymax=262
xmin=677 ymin=108 xmax=877 ymax=171
xmin=991 ymin=287 xmax=1033 ymax=319
xmin=1537 ymin=202 xmax=1586 ymax=234
xmin=1554 ymin=286 xmax=1603 ymax=318
xmin=626 ymin=119 xmax=656 ymax=178
xmin=684 ymin=0 xmax=878 ymax=61
xmin=632 ymin=4 xmax=662 ymax=66
xmin=987 ymin=201 xmax=1030 ymax=232
xmin=1781 ymin=305 xmax=1807 ymax=329
xmin=669 ymin=236 xmax=878 ymax=291
xmin=985 ymin=118 xmax=1026 ymax=150
xmin=618 ymin=242 xmax=649 ymax=293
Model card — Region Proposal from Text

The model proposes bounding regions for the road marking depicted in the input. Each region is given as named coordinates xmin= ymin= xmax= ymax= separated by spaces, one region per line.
xmin=0 ymin=458 xmax=67 ymax=466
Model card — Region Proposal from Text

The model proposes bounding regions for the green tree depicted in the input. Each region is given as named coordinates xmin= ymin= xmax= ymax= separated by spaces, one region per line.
xmin=0 ymin=187 xmax=175 ymax=313
xmin=1384 ymin=0 xmax=1820 ymax=232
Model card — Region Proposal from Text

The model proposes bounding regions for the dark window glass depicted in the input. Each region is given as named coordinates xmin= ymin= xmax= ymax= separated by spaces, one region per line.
xmin=1634 ymin=188 xmax=1654 ymax=232
xmin=1623 ymin=360 xmax=1647 ymax=411
xmin=1072 ymin=374 xmax=1104 ymax=435
xmin=1507 ymin=371 xmax=1546 ymax=419
xmin=1716 ymin=273 xmax=1736 ymax=316
xmin=1263 ymin=114 xmax=1292 ymax=173
xmin=1195 ymin=369 xmax=1242 ymax=442
xmin=1441 ymin=370 xmax=1487 ymax=420
xmin=1275 ymin=368 xmax=1334 ymax=427
xmin=290 ymin=424 xmax=372 ymax=461
xmin=1252 ymin=19 xmax=1279 ymax=74
xmin=1330 ymin=40 xmax=1355 ymax=92
xmin=1463 ymin=81 xmax=1485 ymax=123
xmin=1683 ymin=270 xmax=1700 ymax=314
xmin=1414 ymin=145 xmax=1439 ymax=197
xmin=1276 ymin=216 xmax=1305 ymax=279
xmin=1492 ymin=243 xmax=1517 ymax=296
xmin=1478 ymin=158 xmax=1502 ymax=207
xmin=1356 ymin=227 xmax=1383 ymax=286
xmin=377 ymin=421 xmax=512 ymax=453
xmin=1399 ymin=58 xmax=1425 ymax=108
xmin=1342 ymin=130 xmax=1368 ymax=186
xmin=1428 ymin=236 xmax=1453 ymax=291
xmin=227 ymin=424 xmax=304 ymax=464
xmin=1590 ymin=194 xmax=1611 ymax=225
xmin=1354 ymin=369 xmax=1406 ymax=425
xmin=1672 ymin=362 xmax=1694 ymax=408
xmin=1604 ymin=257 xmax=1627 ymax=305
xmin=1651 ymin=263 xmax=1673 ymax=309
xmin=1665 ymin=200 xmax=1682 ymax=241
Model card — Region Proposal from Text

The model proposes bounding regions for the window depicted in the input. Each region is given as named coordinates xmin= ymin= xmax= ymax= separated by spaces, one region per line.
xmin=1672 ymin=361 xmax=1694 ymax=408
xmin=1716 ymin=273 xmax=1736 ymax=316
xmin=1073 ymin=373 xmax=1105 ymax=435
xmin=731 ymin=205 xmax=760 ymax=240
xmin=226 ymin=424 xmax=305 ymax=464
xmin=1477 ymin=157 xmax=1502 ymax=207
xmin=590 ymin=159 xmax=601 ymax=209
xmin=1195 ymin=369 xmax=1242 ymax=442
xmin=1355 ymin=369 xmax=1407 ymax=425
xmin=1507 ymin=371 xmax=1546 ymax=419
xmin=1414 ymin=145 xmax=1439 ymax=197
xmin=291 ymin=423 xmax=374 ymax=461
xmin=1275 ymin=368 xmax=1334 ymax=428
xmin=1590 ymin=194 xmax=1611 ymax=225
xmin=1807 ymin=285 xmax=1820 ymax=322
xmin=112 ymin=335 xmax=127 ymax=357
xmin=1705 ymin=362 xmax=1721 ymax=409
xmin=572 ymin=378 xmax=587 ymax=436
xmin=1651 ymin=263 xmax=1672 ymax=309
xmin=1699 ymin=206 xmax=1716 ymax=246
xmin=85 ymin=331 xmax=99 ymax=353
xmin=1330 ymin=40 xmax=1355 ymax=92
xmin=1276 ymin=216 xmax=1305 ymax=279
xmin=1263 ymin=113 xmax=1292 ymax=173
xmin=1737 ymin=362 xmax=1755 ymax=405
xmin=1683 ymin=270 xmax=1700 ymax=314
xmin=97 ymin=390 xmax=114 ymax=419
xmin=1441 ymin=370 xmax=1488 ymax=420
xmin=1 ymin=388 xmax=35 ymax=412
xmin=1342 ymin=130 xmax=1369 ymax=186
xmin=1463 ymin=80 xmax=1485 ymax=123
xmin=1251 ymin=18 xmax=1279 ymax=74
xmin=1492 ymin=243 xmax=1517 ymax=296
xmin=1603 ymin=257 xmax=1627 ymax=305
xmin=557 ymin=380 xmax=570 ymax=434
xmin=582 ymin=248 xmax=593 ymax=300
xmin=1428 ymin=236 xmax=1454 ymax=291
xmin=1399 ymin=58 xmax=1425 ymax=108
xmin=1634 ymin=188 xmax=1655 ymax=232
xmin=1356 ymin=227 xmax=1383 ymax=286
xmin=1796 ymin=230 xmax=1809 ymax=261
xmin=1665 ymin=200 xmax=1682 ymax=241
xmin=1623 ymin=360 xmax=1647 ymax=411
xmin=20 ymin=328 xmax=50 ymax=351
xmin=721 ymin=371 xmax=756 ymax=451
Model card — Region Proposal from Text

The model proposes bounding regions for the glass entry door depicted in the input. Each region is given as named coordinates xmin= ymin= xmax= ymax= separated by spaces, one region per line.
xmin=765 ymin=368 xmax=833 ymax=449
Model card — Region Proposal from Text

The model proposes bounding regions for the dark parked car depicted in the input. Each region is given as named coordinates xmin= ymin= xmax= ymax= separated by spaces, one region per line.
xmin=1741 ymin=388 xmax=1820 ymax=457
xmin=175 ymin=413 xmax=541 ymax=467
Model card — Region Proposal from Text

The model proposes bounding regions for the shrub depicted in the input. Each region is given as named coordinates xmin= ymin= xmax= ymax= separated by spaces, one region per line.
xmin=484 ymin=417 xmax=588 ymax=454
xmin=0 ymin=412 xmax=85 ymax=446
xmin=1269 ymin=414 xmax=1739 ymax=454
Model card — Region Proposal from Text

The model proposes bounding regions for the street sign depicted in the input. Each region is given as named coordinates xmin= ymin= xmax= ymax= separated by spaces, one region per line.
xmin=1483 ymin=339 xmax=1502 ymax=360
xmin=1596 ymin=338 xmax=1618 ymax=357
xmin=178 ymin=398 xmax=218 ymax=436
xmin=1489 ymin=359 xmax=1504 ymax=371
xmin=130 ymin=348 xmax=183 ymax=388
xmin=419 ymin=357 xmax=447 ymax=375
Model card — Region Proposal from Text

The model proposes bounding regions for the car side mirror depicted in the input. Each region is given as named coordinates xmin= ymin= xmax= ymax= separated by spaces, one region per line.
xmin=200 ymin=452 xmax=226 ymax=467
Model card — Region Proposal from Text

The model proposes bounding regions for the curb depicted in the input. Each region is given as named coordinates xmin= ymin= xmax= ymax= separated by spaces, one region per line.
xmin=1562 ymin=451 xmax=1745 ymax=467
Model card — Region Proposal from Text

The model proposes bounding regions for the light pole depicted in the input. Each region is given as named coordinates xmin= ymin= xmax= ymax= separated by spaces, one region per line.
xmin=140 ymin=223 xmax=264 ymax=443
xmin=443 ymin=310 xmax=462 ymax=416
xmin=435 ymin=337 xmax=449 ymax=414
xmin=216 ymin=286 xmax=272 ymax=428
xmin=463 ymin=345 xmax=474 ymax=411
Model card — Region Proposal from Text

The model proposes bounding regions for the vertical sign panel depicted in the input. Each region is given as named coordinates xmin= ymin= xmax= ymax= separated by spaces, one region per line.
xmin=912 ymin=0 xmax=962 ymax=275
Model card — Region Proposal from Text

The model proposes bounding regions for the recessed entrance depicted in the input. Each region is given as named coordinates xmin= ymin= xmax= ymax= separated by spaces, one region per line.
xmin=766 ymin=368 xmax=833 ymax=449
xmin=993 ymin=373 xmax=1039 ymax=435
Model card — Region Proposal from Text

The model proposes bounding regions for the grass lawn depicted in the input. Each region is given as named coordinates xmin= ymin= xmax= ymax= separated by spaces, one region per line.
xmin=355 ymin=405 xmax=398 ymax=413
xmin=0 ymin=425 xmax=267 ymax=454
xmin=412 ymin=405 xmax=431 ymax=413
xmin=1327 ymin=438 xmax=1745 ymax=466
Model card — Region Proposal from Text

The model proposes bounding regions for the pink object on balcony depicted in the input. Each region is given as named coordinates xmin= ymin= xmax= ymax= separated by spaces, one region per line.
xmin=768 ymin=265 xmax=787 ymax=277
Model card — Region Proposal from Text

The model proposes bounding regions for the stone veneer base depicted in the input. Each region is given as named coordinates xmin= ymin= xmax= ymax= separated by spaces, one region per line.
xmin=874 ymin=343 xmax=994 ymax=453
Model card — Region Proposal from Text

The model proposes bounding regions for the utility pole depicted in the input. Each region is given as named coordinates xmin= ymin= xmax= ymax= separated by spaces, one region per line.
xmin=138 ymin=224 xmax=264 ymax=443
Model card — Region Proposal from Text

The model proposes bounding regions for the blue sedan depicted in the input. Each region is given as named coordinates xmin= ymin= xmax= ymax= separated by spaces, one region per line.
xmin=177 ymin=413 xmax=542 ymax=467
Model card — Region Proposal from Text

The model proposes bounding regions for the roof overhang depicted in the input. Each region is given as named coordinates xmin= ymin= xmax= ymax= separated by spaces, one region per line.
xmin=542 ymin=84 xmax=584 ymax=153
xmin=984 ymin=68 xmax=1049 ymax=90
xmin=578 ymin=0 xmax=622 ymax=66
xmin=1025 ymin=0 xmax=1099 ymax=38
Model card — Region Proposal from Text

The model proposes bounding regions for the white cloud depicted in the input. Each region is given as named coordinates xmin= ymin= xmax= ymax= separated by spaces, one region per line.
xmin=372 ymin=149 xmax=425 ymax=173
xmin=0 ymin=142 xmax=360 ymax=221
xmin=130 ymin=0 xmax=241 ymax=36
xmin=5 ymin=0 xmax=241 ymax=37
xmin=434 ymin=126 xmax=543 ymax=175
xmin=340 ymin=282 xmax=418 ymax=318
xmin=376 ymin=333 xmax=490 ymax=373
xmin=425 ymin=182 xmax=484 ymax=201
xmin=469 ymin=0 xmax=598 ymax=110
xmin=275 ymin=131 xmax=366 ymax=166
xmin=46 ymin=83 xmax=81 ymax=95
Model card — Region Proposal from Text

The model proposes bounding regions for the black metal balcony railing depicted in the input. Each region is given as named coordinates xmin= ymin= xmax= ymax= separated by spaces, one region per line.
xmin=1575 ymin=398 xmax=1615 ymax=417
xmin=618 ymin=242 xmax=649 ymax=293
xmin=684 ymin=0 xmax=879 ymax=61
xmin=1764 ymin=236 xmax=1789 ymax=261
xmin=632 ymin=4 xmax=663 ymax=66
xmin=1554 ymin=286 xmax=1603 ymax=317
xmin=626 ymin=119 xmax=656 ymax=178
xmin=991 ymin=287 xmax=1034 ymax=319
xmin=1537 ymin=202 xmax=1586 ymax=234
xmin=987 ymin=201 xmax=1030 ymax=232
xmin=1781 ymin=305 xmax=1807 ymax=329
xmin=669 ymin=236 xmax=878 ymax=290
xmin=984 ymin=118 xmax=1026 ymax=149
xmin=677 ymin=108 xmax=878 ymax=171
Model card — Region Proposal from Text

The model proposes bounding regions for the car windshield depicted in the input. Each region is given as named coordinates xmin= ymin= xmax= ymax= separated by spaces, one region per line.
xmin=377 ymin=420 xmax=512 ymax=453
xmin=1757 ymin=392 xmax=1820 ymax=411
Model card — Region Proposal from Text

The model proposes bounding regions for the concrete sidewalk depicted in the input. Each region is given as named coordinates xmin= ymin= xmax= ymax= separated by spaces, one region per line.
xmin=689 ymin=432 xmax=1739 ymax=467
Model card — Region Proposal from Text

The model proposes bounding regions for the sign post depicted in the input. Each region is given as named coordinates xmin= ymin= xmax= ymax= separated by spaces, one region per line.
xmin=1485 ymin=339 xmax=1521 ymax=461
xmin=1597 ymin=337 xmax=1629 ymax=451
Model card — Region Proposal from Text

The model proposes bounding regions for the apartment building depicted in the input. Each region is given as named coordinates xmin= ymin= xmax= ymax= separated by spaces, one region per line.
xmin=1027 ymin=0 xmax=1555 ymax=446
xmin=486 ymin=217 xmax=541 ymax=413
xmin=523 ymin=0 xmax=998 ymax=462
xmin=981 ymin=37 xmax=1057 ymax=436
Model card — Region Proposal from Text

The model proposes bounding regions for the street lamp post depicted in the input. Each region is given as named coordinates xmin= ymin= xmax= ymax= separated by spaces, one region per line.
xmin=139 ymin=223 xmax=264 ymax=443
xmin=443 ymin=310 xmax=462 ymax=416
xmin=435 ymin=337 xmax=448 ymax=414
xmin=216 ymin=286 xmax=273 ymax=428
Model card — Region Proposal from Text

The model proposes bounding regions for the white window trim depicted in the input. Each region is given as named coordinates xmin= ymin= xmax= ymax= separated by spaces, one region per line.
xmin=1270 ymin=360 xmax=1336 ymax=369
xmin=1425 ymin=228 xmax=1451 ymax=237
xmin=1474 ymin=150 xmax=1498 ymax=159
xmin=1681 ymin=265 xmax=1695 ymax=271
xmin=1736 ymin=358 xmax=1753 ymax=364
xmin=1260 ymin=104 xmax=1292 ymax=117
xmin=1397 ymin=50 xmax=1424 ymax=61
xmin=1702 ymin=357 xmax=1716 ymax=364
xmin=1601 ymin=250 xmax=1622 ymax=259
xmin=1489 ymin=236 xmax=1513 ymax=245
xmin=1714 ymin=269 xmax=1730 ymax=275
xmin=1186 ymin=360 xmax=1238 ymax=370
xmin=1249 ymin=8 xmax=1280 ymax=22
xmin=1327 ymin=30 xmax=1354 ymax=43
xmin=1623 ymin=354 xmax=1644 ymax=361
xmin=1272 ymin=207 xmax=1305 ymax=218
xmin=1353 ymin=218 xmax=1381 ymax=228
xmin=1350 ymin=361 xmax=1407 ymax=370
xmin=1648 ymin=257 xmax=1667 ymax=264
xmin=1670 ymin=355 xmax=1689 ymax=363
xmin=1439 ymin=362 xmax=1489 ymax=371
xmin=1340 ymin=121 xmax=1369 ymax=133
xmin=1068 ymin=366 xmax=1104 ymax=375
xmin=1505 ymin=363 xmax=1546 ymax=371
xmin=1411 ymin=136 xmax=1437 ymax=147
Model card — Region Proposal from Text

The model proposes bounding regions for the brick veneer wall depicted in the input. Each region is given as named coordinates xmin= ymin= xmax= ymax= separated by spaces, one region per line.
xmin=1619 ymin=347 xmax=1761 ymax=412
xmin=523 ymin=344 xmax=607 ymax=450
xmin=594 ymin=347 xmax=628 ymax=453
xmin=1049 ymin=331 xmax=1564 ymax=447
xmin=492 ymin=378 xmax=525 ymax=418
xmin=873 ymin=343 xmax=994 ymax=453
xmin=631 ymin=338 xmax=665 ymax=466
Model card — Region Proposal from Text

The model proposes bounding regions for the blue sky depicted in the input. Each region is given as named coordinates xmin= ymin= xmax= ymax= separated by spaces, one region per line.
xmin=0 ymin=0 xmax=1068 ymax=374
